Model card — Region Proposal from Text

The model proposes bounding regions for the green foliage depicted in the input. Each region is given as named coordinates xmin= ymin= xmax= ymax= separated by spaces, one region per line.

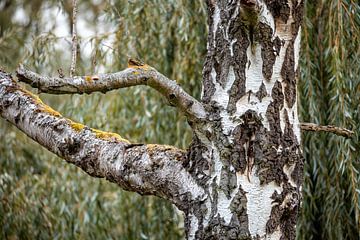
xmin=297 ymin=1 xmax=360 ymax=239
xmin=0 ymin=0 xmax=359 ymax=239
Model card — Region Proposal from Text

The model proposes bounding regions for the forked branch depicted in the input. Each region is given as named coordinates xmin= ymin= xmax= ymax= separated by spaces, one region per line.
xmin=16 ymin=63 xmax=206 ymax=121
xmin=0 ymin=70 xmax=205 ymax=210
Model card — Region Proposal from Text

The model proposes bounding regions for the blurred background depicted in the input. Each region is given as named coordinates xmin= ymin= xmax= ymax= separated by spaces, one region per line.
xmin=0 ymin=0 xmax=359 ymax=239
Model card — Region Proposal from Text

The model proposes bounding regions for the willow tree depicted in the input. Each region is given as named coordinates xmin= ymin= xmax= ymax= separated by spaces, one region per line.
xmin=0 ymin=0 xmax=355 ymax=239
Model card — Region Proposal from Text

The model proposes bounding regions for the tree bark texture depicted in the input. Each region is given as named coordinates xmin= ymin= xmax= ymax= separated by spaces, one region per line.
xmin=0 ymin=0 xmax=304 ymax=239
xmin=184 ymin=0 xmax=304 ymax=239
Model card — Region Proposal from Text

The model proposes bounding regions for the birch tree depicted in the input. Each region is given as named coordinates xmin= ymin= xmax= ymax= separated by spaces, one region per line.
xmin=0 ymin=0 xmax=355 ymax=239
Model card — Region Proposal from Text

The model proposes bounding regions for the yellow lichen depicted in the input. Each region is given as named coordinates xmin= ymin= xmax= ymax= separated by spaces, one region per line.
xmin=85 ymin=76 xmax=92 ymax=81
xmin=68 ymin=120 xmax=86 ymax=132
xmin=91 ymin=128 xmax=130 ymax=143
xmin=133 ymin=71 xmax=139 ymax=75
xmin=40 ymin=105 xmax=62 ymax=117
xmin=21 ymin=89 xmax=62 ymax=117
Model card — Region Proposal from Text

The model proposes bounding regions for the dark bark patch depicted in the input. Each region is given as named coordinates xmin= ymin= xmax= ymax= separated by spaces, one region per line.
xmin=281 ymin=44 xmax=296 ymax=108
xmin=291 ymin=0 xmax=304 ymax=36
xmin=257 ymin=23 xmax=276 ymax=81
xmin=255 ymin=82 xmax=267 ymax=102
xmin=229 ymin=186 xmax=250 ymax=239
xmin=186 ymin=136 xmax=212 ymax=186
xmin=265 ymin=80 xmax=283 ymax=146
xmin=226 ymin=23 xmax=249 ymax=113
xmin=214 ymin=39 xmax=231 ymax=87
xmin=273 ymin=36 xmax=282 ymax=56
xmin=59 ymin=136 xmax=81 ymax=156
xmin=77 ymin=147 xmax=103 ymax=178
xmin=202 ymin=57 xmax=217 ymax=103
xmin=219 ymin=166 xmax=237 ymax=198
xmin=266 ymin=183 xmax=300 ymax=240
xmin=264 ymin=0 xmax=290 ymax=23
xmin=230 ymin=110 xmax=263 ymax=174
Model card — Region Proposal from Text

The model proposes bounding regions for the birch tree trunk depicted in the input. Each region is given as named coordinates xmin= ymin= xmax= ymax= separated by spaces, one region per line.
xmin=183 ymin=0 xmax=304 ymax=239
xmin=0 ymin=0 xmax=304 ymax=239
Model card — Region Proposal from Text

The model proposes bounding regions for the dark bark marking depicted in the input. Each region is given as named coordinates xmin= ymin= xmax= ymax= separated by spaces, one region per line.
xmin=186 ymin=136 xmax=212 ymax=186
xmin=264 ymin=0 xmax=290 ymax=23
xmin=227 ymin=21 xmax=249 ymax=113
xmin=230 ymin=110 xmax=263 ymax=175
xmin=281 ymin=43 xmax=296 ymax=108
xmin=219 ymin=166 xmax=237 ymax=198
xmin=257 ymin=23 xmax=276 ymax=81
xmin=202 ymin=57 xmax=217 ymax=103
xmin=76 ymin=145 xmax=102 ymax=178
xmin=266 ymin=183 xmax=300 ymax=240
xmin=266 ymin=80 xmax=284 ymax=146
xmin=202 ymin=1 xmax=216 ymax=103
xmin=291 ymin=0 xmax=304 ymax=36
xmin=213 ymin=32 xmax=231 ymax=88
xmin=229 ymin=186 xmax=251 ymax=239
xmin=255 ymin=82 xmax=267 ymax=102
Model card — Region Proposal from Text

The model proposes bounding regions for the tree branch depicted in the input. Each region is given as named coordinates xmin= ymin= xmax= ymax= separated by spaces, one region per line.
xmin=0 ymin=70 xmax=205 ymax=210
xmin=69 ymin=0 xmax=78 ymax=77
xmin=300 ymin=122 xmax=354 ymax=138
xmin=16 ymin=63 xmax=206 ymax=121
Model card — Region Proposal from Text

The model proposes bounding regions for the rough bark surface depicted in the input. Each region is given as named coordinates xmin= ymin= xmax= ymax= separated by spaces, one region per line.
xmin=185 ymin=0 xmax=304 ymax=239
xmin=0 ymin=0 xmax=304 ymax=239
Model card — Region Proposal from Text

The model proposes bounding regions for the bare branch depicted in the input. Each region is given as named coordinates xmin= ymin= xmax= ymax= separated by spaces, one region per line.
xmin=69 ymin=0 xmax=78 ymax=77
xmin=300 ymin=122 xmax=354 ymax=138
xmin=0 ymin=70 xmax=205 ymax=210
xmin=16 ymin=63 xmax=207 ymax=121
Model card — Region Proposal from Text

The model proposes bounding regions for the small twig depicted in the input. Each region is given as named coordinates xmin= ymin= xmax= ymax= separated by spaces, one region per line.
xmin=300 ymin=122 xmax=354 ymax=138
xmin=69 ymin=0 xmax=78 ymax=77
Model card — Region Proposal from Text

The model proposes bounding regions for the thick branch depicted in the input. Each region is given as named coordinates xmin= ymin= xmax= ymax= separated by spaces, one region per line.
xmin=69 ymin=0 xmax=78 ymax=77
xmin=0 ymin=70 xmax=205 ymax=210
xmin=300 ymin=122 xmax=354 ymax=138
xmin=16 ymin=64 xmax=206 ymax=121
